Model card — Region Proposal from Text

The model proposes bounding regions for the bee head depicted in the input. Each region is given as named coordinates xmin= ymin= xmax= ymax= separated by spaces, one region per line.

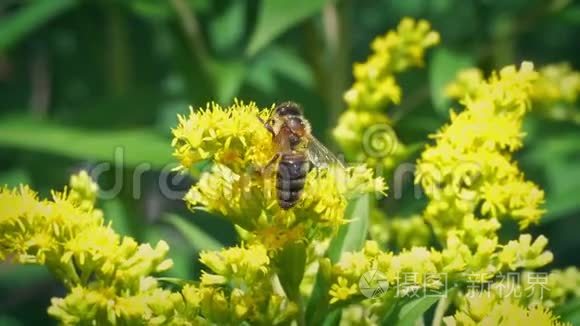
xmin=274 ymin=101 xmax=303 ymax=117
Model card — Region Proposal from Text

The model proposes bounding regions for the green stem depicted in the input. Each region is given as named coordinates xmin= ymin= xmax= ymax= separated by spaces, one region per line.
xmin=432 ymin=291 xmax=451 ymax=326
xmin=322 ymin=0 xmax=351 ymax=131
xmin=169 ymin=0 xmax=210 ymax=66
xmin=106 ymin=4 xmax=131 ymax=96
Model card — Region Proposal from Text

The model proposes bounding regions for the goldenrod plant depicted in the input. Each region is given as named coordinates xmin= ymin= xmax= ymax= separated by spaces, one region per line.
xmin=446 ymin=63 xmax=580 ymax=124
xmin=334 ymin=18 xmax=440 ymax=171
xmin=1 ymin=17 xmax=579 ymax=326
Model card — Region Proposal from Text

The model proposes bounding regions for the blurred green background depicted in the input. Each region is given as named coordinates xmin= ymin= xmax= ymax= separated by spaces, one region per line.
xmin=0 ymin=0 xmax=579 ymax=324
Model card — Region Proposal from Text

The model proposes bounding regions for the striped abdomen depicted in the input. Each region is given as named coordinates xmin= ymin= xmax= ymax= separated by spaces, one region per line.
xmin=277 ymin=153 xmax=310 ymax=209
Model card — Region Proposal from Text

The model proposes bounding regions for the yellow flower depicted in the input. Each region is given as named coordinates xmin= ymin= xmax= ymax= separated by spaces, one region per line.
xmin=194 ymin=243 xmax=298 ymax=324
xmin=68 ymin=170 xmax=99 ymax=212
xmin=172 ymin=100 xmax=275 ymax=174
xmin=498 ymin=234 xmax=553 ymax=270
xmin=199 ymin=244 xmax=270 ymax=286
xmin=445 ymin=68 xmax=485 ymax=100
xmin=533 ymin=63 xmax=580 ymax=104
xmin=329 ymin=277 xmax=358 ymax=304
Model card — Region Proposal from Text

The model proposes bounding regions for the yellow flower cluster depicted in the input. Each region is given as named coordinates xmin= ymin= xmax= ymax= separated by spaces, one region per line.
xmin=328 ymin=235 xmax=552 ymax=305
xmin=369 ymin=212 xmax=431 ymax=249
xmin=416 ymin=62 xmax=545 ymax=245
xmin=182 ymin=244 xmax=298 ymax=324
xmin=343 ymin=17 xmax=440 ymax=111
xmin=444 ymin=269 xmax=580 ymax=326
xmin=172 ymin=101 xmax=275 ymax=174
xmin=533 ymin=63 xmax=580 ymax=104
xmin=445 ymin=300 xmax=569 ymax=326
xmin=333 ymin=18 xmax=440 ymax=170
xmin=524 ymin=267 xmax=580 ymax=308
xmin=172 ymin=101 xmax=385 ymax=250
xmin=327 ymin=63 xmax=557 ymax=309
xmin=446 ymin=62 xmax=580 ymax=123
xmin=0 ymin=173 xmax=302 ymax=325
xmin=0 ymin=172 xmax=177 ymax=324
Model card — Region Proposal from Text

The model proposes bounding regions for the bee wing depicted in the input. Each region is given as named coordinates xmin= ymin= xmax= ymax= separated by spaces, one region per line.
xmin=306 ymin=135 xmax=345 ymax=169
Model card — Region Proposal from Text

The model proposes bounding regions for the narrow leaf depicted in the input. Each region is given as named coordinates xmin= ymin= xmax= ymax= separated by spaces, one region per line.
xmin=142 ymin=226 xmax=194 ymax=279
xmin=101 ymin=199 xmax=132 ymax=237
xmin=327 ymin=194 xmax=371 ymax=263
xmin=209 ymin=1 xmax=246 ymax=52
xmin=207 ymin=60 xmax=247 ymax=103
xmin=276 ymin=242 xmax=307 ymax=301
xmin=0 ymin=0 xmax=78 ymax=51
xmin=164 ymin=213 xmax=222 ymax=251
xmin=0 ymin=116 xmax=173 ymax=169
xmin=556 ymin=297 xmax=580 ymax=325
xmin=0 ymin=169 xmax=31 ymax=188
xmin=306 ymin=194 xmax=371 ymax=324
xmin=246 ymin=0 xmax=330 ymax=56
xmin=0 ymin=264 xmax=50 ymax=288
xmin=394 ymin=296 xmax=440 ymax=326
xmin=429 ymin=47 xmax=474 ymax=116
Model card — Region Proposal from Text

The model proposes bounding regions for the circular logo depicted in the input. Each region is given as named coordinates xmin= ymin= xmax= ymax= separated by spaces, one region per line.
xmin=362 ymin=124 xmax=398 ymax=159
xmin=359 ymin=270 xmax=389 ymax=298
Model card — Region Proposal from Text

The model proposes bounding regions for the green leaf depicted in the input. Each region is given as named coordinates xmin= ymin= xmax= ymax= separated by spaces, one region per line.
xmin=393 ymin=296 xmax=440 ymax=326
xmin=0 ymin=315 xmax=23 ymax=326
xmin=129 ymin=0 xmax=174 ymax=21
xmin=0 ymin=264 xmax=50 ymax=289
xmin=276 ymin=242 xmax=306 ymax=301
xmin=305 ymin=194 xmax=371 ymax=325
xmin=0 ymin=169 xmax=31 ymax=188
xmin=559 ymin=5 xmax=580 ymax=25
xmin=556 ymin=297 xmax=580 ymax=325
xmin=521 ymin=134 xmax=580 ymax=221
xmin=246 ymin=0 xmax=330 ymax=56
xmin=305 ymin=258 xmax=332 ymax=325
xmin=156 ymin=277 xmax=192 ymax=287
xmin=141 ymin=225 xmax=194 ymax=279
xmin=266 ymin=47 xmax=314 ymax=88
xmin=543 ymin=160 xmax=580 ymax=222
xmin=392 ymin=0 xmax=427 ymax=16
xmin=327 ymin=194 xmax=371 ymax=263
xmin=246 ymin=46 xmax=315 ymax=94
xmin=0 ymin=116 xmax=173 ymax=169
xmin=164 ymin=213 xmax=222 ymax=251
xmin=207 ymin=60 xmax=247 ymax=103
xmin=101 ymin=198 xmax=132 ymax=237
xmin=429 ymin=47 xmax=475 ymax=116
xmin=209 ymin=1 xmax=246 ymax=52
xmin=0 ymin=0 xmax=78 ymax=51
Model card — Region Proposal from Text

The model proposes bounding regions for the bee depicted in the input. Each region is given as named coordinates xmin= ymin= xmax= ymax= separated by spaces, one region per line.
xmin=260 ymin=101 xmax=344 ymax=209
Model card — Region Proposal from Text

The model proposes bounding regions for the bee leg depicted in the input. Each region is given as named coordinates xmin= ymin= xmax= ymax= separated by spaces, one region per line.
xmin=258 ymin=116 xmax=275 ymax=137
xmin=258 ymin=153 xmax=280 ymax=176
